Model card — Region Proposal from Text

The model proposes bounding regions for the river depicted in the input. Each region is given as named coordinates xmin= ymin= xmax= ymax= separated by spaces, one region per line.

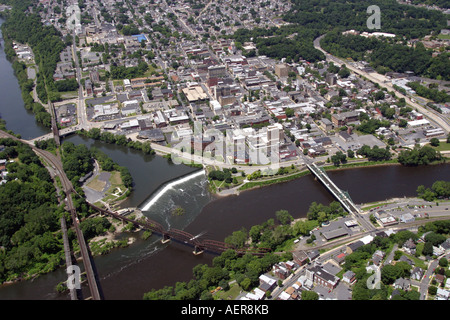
xmin=0 ymin=18 xmax=50 ymax=139
xmin=0 ymin=17 xmax=449 ymax=300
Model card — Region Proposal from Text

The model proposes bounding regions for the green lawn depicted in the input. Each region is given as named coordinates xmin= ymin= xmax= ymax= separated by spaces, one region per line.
xmin=430 ymin=142 xmax=450 ymax=152
xmin=213 ymin=282 xmax=243 ymax=300
xmin=437 ymin=34 xmax=450 ymax=40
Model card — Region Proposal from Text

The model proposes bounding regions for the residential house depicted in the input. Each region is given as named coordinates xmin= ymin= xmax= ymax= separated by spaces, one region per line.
xmin=394 ymin=278 xmax=411 ymax=291
xmin=439 ymin=238 xmax=450 ymax=254
xmin=284 ymin=286 xmax=300 ymax=300
xmin=436 ymin=288 xmax=450 ymax=300
xmin=402 ymin=239 xmax=416 ymax=255
xmin=399 ymin=255 xmax=414 ymax=266
xmin=372 ymin=250 xmax=385 ymax=266
xmin=343 ymin=270 xmax=356 ymax=285
xmin=411 ymin=267 xmax=424 ymax=281
xmin=297 ymin=275 xmax=314 ymax=290
xmin=435 ymin=273 xmax=445 ymax=286
xmin=273 ymin=263 xmax=289 ymax=280
xmin=307 ymin=250 xmax=320 ymax=262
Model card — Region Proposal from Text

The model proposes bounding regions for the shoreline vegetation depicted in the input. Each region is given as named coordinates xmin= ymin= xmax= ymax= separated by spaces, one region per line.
xmin=212 ymin=157 xmax=448 ymax=197
xmin=143 ymin=195 xmax=450 ymax=300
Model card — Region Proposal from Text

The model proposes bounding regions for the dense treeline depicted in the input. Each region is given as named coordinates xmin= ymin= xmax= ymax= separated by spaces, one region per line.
xmin=284 ymin=0 xmax=447 ymax=38
xmin=60 ymin=141 xmax=134 ymax=190
xmin=143 ymin=249 xmax=283 ymax=300
xmin=143 ymin=202 xmax=346 ymax=299
xmin=1 ymin=0 xmax=66 ymax=103
xmin=397 ymin=145 xmax=442 ymax=166
xmin=357 ymin=118 xmax=391 ymax=134
xmin=232 ymin=26 xmax=325 ymax=63
xmin=357 ymin=145 xmax=392 ymax=161
xmin=407 ymin=81 xmax=450 ymax=103
xmin=306 ymin=201 xmax=347 ymax=222
xmin=321 ymin=32 xmax=450 ymax=81
xmin=108 ymin=61 xmax=149 ymax=80
xmin=0 ymin=138 xmax=65 ymax=283
xmin=79 ymin=128 xmax=155 ymax=156
xmin=54 ymin=78 xmax=79 ymax=92
xmin=61 ymin=142 xmax=94 ymax=187
xmin=232 ymin=0 xmax=446 ymax=65
xmin=416 ymin=180 xmax=450 ymax=201
xmin=410 ymin=0 xmax=450 ymax=9
xmin=90 ymin=147 xmax=133 ymax=189
xmin=2 ymin=36 xmax=52 ymax=127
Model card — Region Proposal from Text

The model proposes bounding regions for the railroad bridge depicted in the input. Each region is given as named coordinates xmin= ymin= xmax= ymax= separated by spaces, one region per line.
xmin=88 ymin=203 xmax=271 ymax=257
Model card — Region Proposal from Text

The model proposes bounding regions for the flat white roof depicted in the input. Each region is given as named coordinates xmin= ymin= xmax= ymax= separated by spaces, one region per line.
xmin=408 ymin=119 xmax=429 ymax=126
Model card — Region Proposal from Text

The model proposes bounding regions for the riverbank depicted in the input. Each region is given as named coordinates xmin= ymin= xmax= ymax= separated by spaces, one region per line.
xmin=294 ymin=195 xmax=450 ymax=253
xmin=213 ymin=156 xmax=449 ymax=197
xmin=86 ymin=209 xmax=147 ymax=257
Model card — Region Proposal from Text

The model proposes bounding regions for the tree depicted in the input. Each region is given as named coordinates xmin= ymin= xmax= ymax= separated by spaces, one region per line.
xmin=301 ymin=290 xmax=319 ymax=300
xmin=381 ymin=264 xmax=402 ymax=285
xmin=275 ymin=210 xmax=293 ymax=225
xmin=430 ymin=138 xmax=440 ymax=147
xmin=438 ymin=257 xmax=448 ymax=268
xmin=425 ymin=232 xmax=446 ymax=247
xmin=338 ymin=67 xmax=350 ymax=78
xmin=374 ymin=90 xmax=385 ymax=101
xmin=428 ymin=285 xmax=438 ymax=296
xmin=431 ymin=181 xmax=450 ymax=198
xmin=331 ymin=151 xmax=346 ymax=166
xmin=224 ymin=228 xmax=247 ymax=248
xmin=398 ymin=146 xmax=440 ymax=166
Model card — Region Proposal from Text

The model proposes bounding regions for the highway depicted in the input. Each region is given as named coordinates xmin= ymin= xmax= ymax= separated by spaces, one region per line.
xmin=313 ymin=35 xmax=450 ymax=134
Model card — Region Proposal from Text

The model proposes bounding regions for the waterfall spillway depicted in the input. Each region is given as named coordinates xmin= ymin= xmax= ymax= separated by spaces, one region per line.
xmin=140 ymin=170 xmax=206 ymax=212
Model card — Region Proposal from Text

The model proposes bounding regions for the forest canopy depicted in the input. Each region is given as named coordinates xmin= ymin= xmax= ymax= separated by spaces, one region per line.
xmin=321 ymin=32 xmax=450 ymax=80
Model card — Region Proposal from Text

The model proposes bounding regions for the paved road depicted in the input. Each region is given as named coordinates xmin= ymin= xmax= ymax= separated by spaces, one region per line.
xmin=313 ymin=35 xmax=450 ymax=134
xmin=419 ymin=258 xmax=439 ymax=300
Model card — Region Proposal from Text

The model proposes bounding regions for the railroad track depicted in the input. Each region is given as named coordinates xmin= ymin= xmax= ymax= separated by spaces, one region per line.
xmin=0 ymin=131 xmax=102 ymax=300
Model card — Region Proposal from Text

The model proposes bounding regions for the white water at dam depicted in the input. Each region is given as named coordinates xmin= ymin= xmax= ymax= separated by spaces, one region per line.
xmin=140 ymin=170 xmax=206 ymax=212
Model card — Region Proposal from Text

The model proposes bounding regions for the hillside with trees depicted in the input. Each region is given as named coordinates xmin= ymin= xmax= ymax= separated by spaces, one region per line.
xmin=283 ymin=0 xmax=447 ymax=38
xmin=1 ymin=0 xmax=67 ymax=103
xmin=0 ymin=138 xmax=66 ymax=283
xmin=232 ymin=26 xmax=325 ymax=63
xmin=320 ymin=32 xmax=450 ymax=81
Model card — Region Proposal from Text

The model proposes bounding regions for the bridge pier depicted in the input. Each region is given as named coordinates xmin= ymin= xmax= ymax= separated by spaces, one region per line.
xmin=193 ymin=245 xmax=204 ymax=255
xmin=161 ymin=233 xmax=171 ymax=244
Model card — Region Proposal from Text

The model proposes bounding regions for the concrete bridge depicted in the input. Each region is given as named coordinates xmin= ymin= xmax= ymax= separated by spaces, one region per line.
xmin=307 ymin=163 xmax=360 ymax=214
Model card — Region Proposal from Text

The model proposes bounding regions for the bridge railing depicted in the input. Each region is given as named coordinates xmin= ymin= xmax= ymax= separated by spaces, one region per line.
xmin=88 ymin=202 xmax=271 ymax=256
xmin=307 ymin=163 xmax=360 ymax=214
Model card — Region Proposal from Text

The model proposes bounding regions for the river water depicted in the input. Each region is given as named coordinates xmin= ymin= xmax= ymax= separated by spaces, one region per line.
xmin=0 ymin=18 xmax=50 ymax=139
xmin=0 ymin=17 xmax=449 ymax=300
